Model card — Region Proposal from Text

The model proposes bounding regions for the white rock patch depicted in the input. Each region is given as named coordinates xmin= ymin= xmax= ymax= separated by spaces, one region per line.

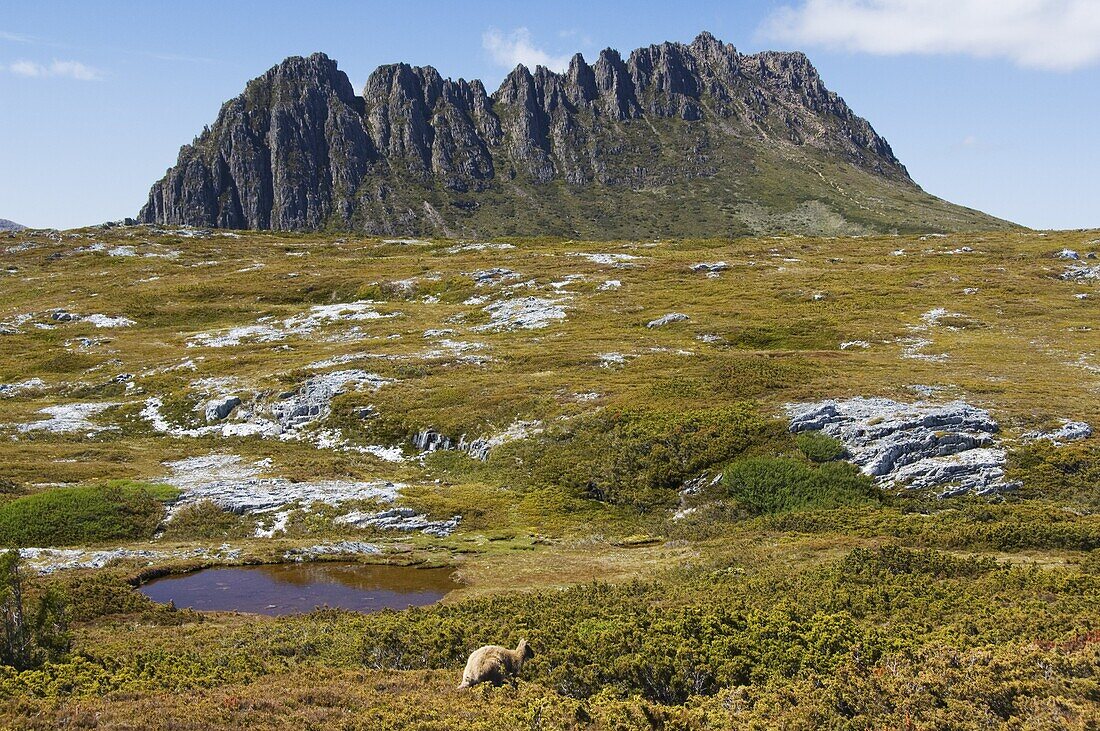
xmin=473 ymin=297 xmax=567 ymax=331
xmin=787 ymin=397 xmax=1015 ymax=496
xmin=570 ymin=252 xmax=640 ymax=267
xmin=18 ymin=545 xmax=240 ymax=576
xmin=0 ymin=378 xmax=46 ymax=397
xmin=336 ymin=508 xmax=461 ymax=537
xmin=284 ymin=541 xmax=381 ymax=560
xmin=17 ymin=402 xmax=119 ymax=434
xmin=142 ymin=370 xmax=391 ymax=441
xmin=162 ymin=454 xmax=401 ymax=516
xmin=189 ymin=302 xmax=397 ymax=348
xmin=647 ymin=313 xmax=689 ymax=328
xmin=1023 ymin=421 xmax=1092 ymax=445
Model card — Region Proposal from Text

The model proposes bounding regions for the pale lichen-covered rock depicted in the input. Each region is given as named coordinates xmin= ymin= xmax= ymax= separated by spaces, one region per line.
xmin=0 ymin=378 xmax=46 ymax=397
xmin=473 ymin=297 xmax=567 ymax=331
xmin=272 ymin=370 xmax=390 ymax=431
xmin=413 ymin=420 xmax=542 ymax=461
xmin=17 ymin=402 xmax=119 ymax=434
xmin=162 ymin=453 xmax=401 ymax=515
xmin=1061 ymin=263 xmax=1100 ymax=281
xmin=284 ymin=541 xmax=381 ymax=561
xmin=18 ymin=545 xmax=240 ymax=575
xmin=690 ymin=261 xmax=728 ymax=273
xmin=204 ymin=396 xmax=241 ymax=422
xmin=336 ymin=507 xmax=461 ymax=537
xmin=647 ymin=313 xmax=689 ymax=328
xmin=142 ymin=369 xmax=390 ymax=439
xmin=787 ymin=397 xmax=1016 ymax=496
xmin=1023 ymin=421 xmax=1092 ymax=445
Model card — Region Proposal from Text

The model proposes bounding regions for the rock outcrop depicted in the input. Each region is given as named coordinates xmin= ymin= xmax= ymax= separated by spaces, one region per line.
xmin=0 ymin=219 xmax=25 ymax=232
xmin=412 ymin=420 xmax=542 ymax=462
xmin=140 ymin=34 xmax=1011 ymax=237
xmin=788 ymin=397 xmax=1017 ymax=497
xmin=1023 ymin=421 xmax=1092 ymax=444
xmin=647 ymin=313 xmax=690 ymax=328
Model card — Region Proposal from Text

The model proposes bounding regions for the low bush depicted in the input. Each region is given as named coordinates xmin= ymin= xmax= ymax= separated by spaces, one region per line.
xmin=6 ymin=546 xmax=1094 ymax=713
xmin=760 ymin=501 xmax=1100 ymax=551
xmin=720 ymin=457 xmax=880 ymax=515
xmin=511 ymin=406 xmax=784 ymax=510
xmin=0 ymin=482 xmax=178 ymax=547
xmin=794 ymin=430 xmax=847 ymax=462
xmin=158 ymin=500 xmax=252 ymax=541
xmin=1010 ymin=440 xmax=1100 ymax=508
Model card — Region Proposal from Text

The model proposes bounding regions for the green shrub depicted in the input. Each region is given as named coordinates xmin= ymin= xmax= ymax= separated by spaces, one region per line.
xmin=794 ymin=431 xmax=847 ymax=463
xmin=159 ymin=501 xmax=252 ymax=541
xmin=721 ymin=457 xmax=879 ymax=515
xmin=0 ymin=482 xmax=178 ymax=548
xmin=1 ymin=550 xmax=69 ymax=670
xmin=1010 ymin=441 xmax=1100 ymax=508
xmin=760 ymin=501 xmax=1100 ymax=551
xmin=513 ymin=406 xmax=783 ymax=510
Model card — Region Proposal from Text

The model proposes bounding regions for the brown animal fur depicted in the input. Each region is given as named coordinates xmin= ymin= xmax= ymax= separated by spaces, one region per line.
xmin=457 ymin=639 xmax=534 ymax=689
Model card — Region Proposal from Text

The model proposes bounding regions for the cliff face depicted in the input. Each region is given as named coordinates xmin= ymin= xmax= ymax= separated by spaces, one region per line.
xmin=140 ymin=33 xmax=1010 ymax=236
xmin=142 ymin=54 xmax=373 ymax=230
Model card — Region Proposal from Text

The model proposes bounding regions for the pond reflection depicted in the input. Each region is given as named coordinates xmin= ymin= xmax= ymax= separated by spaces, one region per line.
xmin=139 ymin=562 xmax=458 ymax=616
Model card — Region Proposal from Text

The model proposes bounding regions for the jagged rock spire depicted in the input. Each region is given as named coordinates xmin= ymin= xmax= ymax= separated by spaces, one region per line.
xmin=140 ymin=33 xmax=1003 ymax=236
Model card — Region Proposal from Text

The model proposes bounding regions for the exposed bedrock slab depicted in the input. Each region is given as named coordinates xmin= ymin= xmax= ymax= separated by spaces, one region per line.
xmin=336 ymin=507 xmax=461 ymax=537
xmin=162 ymin=454 xmax=400 ymax=515
xmin=787 ymin=397 xmax=1016 ymax=496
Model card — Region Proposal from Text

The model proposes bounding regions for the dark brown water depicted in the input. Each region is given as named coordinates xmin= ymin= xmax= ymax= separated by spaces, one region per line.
xmin=138 ymin=562 xmax=459 ymax=616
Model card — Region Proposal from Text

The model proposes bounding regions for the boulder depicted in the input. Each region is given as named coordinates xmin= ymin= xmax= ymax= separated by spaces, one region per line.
xmin=647 ymin=313 xmax=690 ymax=328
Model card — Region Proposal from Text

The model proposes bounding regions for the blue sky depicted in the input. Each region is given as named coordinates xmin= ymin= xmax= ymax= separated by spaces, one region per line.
xmin=2 ymin=0 xmax=1098 ymax=230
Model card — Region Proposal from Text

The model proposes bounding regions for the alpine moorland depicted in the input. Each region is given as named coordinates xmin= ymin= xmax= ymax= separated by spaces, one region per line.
xmin=0 ymin=220 xmax=1097 ymax=728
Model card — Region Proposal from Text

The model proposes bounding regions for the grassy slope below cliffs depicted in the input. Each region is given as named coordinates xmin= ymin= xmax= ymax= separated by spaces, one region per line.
xmin=349 ymin=117 xmax=1013 ymax=239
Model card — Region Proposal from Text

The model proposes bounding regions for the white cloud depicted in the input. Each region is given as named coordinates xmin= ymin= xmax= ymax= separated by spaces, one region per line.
xmin=761 ymin=0 xmax=1100 ymax=71
xmin=4 ymin=59 xmax=102 ymax=80
xmin=482 ymin=27 xmax=572 ymax=72
xmin=8 ymin=60 xmax=44 ymax=76
xmin=0 ymin=31 xmax=34 ymax=43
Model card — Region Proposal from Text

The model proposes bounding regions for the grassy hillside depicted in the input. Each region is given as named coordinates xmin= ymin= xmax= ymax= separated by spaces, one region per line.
xmin=0 ymin=224 xmax=1097 ymax=729
xmin=351 ymin=124 xmax=1014 ymax=239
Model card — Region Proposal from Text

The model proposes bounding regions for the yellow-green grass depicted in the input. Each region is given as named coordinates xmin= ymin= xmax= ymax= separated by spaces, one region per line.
xmin=0 ymin=225 xmax=1098 ymax=728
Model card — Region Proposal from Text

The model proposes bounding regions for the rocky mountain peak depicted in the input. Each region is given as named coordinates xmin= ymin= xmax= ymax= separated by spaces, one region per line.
xmin=140 ymin=32 xmax=1009 ymax=237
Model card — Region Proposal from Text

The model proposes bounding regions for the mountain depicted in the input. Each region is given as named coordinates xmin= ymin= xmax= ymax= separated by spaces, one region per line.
xmin=0 ymin=219 xmax=26 ymax=232
xmin=140 ymin=32 xmax=1010 ymax=237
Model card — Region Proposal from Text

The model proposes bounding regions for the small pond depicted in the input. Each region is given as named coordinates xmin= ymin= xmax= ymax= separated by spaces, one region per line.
xmin=138 ymin=562 xmax=459 ymax=616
